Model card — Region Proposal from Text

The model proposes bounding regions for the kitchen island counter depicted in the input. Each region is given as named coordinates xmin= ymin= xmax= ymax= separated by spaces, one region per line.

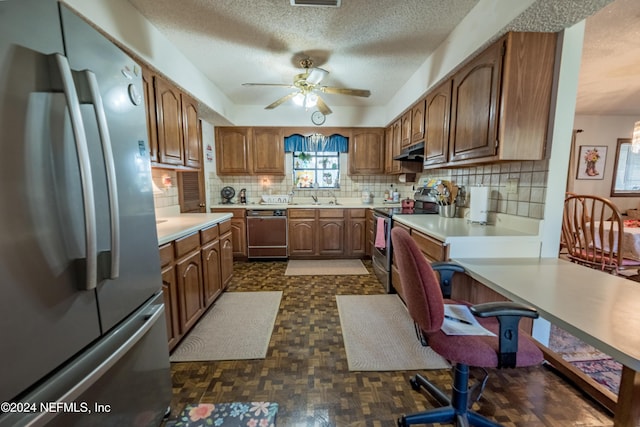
xmin=392 ymin=213 xmax=543 ymax=258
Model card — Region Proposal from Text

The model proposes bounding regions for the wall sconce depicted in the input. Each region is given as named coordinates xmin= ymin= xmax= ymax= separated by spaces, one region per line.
xmin=162 ymin=175 xmax=172 ymax=188
xmin=632 ymin=121 xmax=640 ymax=154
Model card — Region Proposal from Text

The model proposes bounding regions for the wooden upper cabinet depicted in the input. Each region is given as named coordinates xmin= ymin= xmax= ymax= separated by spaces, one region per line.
xmin=141 ymin=66 xmax=158 ymax=162
xmin=400 ymin=111 xmax=412 ymax=149
xmin=349 ymin=128 xmax=385 ymax=175
xmin=181 ymin=94 xmax=201 ymax=169
xmin=215 ymin=127 xmax=251 ymax=175
xmin=410 ymin=99 xmax=426 ymax=144
xmin=449 ymin=32 xmax=556 ymax=164
xmin=155 ymin=75 xmax=184 ymax=166
xmin=384 ymin=125 xmax=395 ymax=174
xmin=424 ymin=79 xmax=452 ymax=167
xmin=252 ymin=127 xmax=285 ymax=175
xmin=449 ymin=40 xmax=502 ymax=163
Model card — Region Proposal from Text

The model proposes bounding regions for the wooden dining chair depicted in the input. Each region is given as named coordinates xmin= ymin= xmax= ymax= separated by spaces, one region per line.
xmin=562 ymin=194 xmax=640 ymax=274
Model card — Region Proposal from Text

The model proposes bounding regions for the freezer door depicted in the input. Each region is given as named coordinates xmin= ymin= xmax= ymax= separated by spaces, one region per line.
xmin=0 ymin=293 xmax=172 ymax=427
xmin=0 ymin=0 xmax=102 ymax=403
xmin=59 ymin=6 xmax=163 ymax=332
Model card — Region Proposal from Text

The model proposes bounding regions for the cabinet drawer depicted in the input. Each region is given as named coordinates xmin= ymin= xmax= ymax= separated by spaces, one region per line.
xmin=219 ymin=219 xmax=231 ymax=235
xmin=411 ymin=230 xmax=447 ymax=261
xmin=200 ymin=224 xmax=219 ymax=244
xmin=349 ymin=209 xmax=366 ymax=219
xmin=175 ymin=232 xmax=200 ymax=258
xmin=159 ymin=243 xmax=174 ymax=267
xmin=289 ymin=209 xmax=316 ymax=219
xmin=319 ymin=208 xmax=344 ymax=218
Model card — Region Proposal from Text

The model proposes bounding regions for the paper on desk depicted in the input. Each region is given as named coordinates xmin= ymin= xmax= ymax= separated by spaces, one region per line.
xmin=441 ymin=304 xmax=496 ymax=336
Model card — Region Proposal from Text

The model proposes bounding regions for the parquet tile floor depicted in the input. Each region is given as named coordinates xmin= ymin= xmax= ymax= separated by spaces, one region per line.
xmin=166 ymin=260 xmax=614 ymax=426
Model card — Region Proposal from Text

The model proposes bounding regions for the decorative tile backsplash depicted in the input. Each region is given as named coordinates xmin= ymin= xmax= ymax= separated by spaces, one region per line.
xmin=154 ymin=155 xmax=549 ymax=220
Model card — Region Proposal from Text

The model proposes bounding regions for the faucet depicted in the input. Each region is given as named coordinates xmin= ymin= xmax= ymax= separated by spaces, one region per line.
xmin=328 ymin=190 xmax=338 ymax=205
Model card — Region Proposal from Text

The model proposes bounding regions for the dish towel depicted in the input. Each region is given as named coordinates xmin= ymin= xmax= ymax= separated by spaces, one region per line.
xmin=375 ymin=217 xmax=387 ymax=249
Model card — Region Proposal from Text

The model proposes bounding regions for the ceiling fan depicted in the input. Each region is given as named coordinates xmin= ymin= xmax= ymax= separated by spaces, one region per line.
xmin=242 ymin=58 xmax=371 ymax=115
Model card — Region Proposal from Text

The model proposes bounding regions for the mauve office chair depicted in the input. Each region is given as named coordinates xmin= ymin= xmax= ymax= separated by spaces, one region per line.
xmin=391 ymin=228 xmax=543 ymax=427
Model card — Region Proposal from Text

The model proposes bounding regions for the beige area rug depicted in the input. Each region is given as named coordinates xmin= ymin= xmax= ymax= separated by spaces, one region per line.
xmin=170 ymin=291 xmax=282 ymax=362
xmin=336 ymin=294 xmax=450 ymax=371
xmin=284 ymin=259 xmax=369 ymax=276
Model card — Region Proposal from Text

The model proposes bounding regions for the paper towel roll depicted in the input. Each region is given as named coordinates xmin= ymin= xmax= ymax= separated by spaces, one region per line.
xmin=469 ymin=186 xmax=489 ymax=224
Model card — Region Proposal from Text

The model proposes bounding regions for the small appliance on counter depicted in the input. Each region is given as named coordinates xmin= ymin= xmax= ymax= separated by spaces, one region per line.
xmin=221 ymin=186 xmax=236 ymax=204
xmin=469 ymin=186 xmax=489 ymax=224
xmin=413 ymin=188 xmax=439 ymax=213
xmin=239 ymin=188 xmax=247 ymax=204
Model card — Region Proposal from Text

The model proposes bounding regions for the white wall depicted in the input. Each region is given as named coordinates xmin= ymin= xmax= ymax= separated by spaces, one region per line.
xmin=571 ymin=115 xmax=639 ymax=212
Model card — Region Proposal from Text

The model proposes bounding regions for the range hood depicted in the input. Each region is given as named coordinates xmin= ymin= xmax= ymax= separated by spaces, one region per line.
xmin=393 ymin=142 xmax=424 ymax=161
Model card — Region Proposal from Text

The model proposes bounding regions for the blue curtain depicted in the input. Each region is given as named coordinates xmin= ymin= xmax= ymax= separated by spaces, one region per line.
xmin=284 ymin=134 xmax=348 ymax=152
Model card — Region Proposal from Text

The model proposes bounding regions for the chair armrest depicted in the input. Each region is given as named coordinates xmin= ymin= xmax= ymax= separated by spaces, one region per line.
xmin=470 ymin=301 xmax=539 ymax=319
xmin=470 ymin=302 xmax=539 ymax=369
xmin=431 ymin=262 xmax=465 ymax=299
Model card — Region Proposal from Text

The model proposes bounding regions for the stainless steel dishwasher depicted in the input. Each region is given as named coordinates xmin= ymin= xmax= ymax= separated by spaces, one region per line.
xmin=246 ymin=209 xmax=288 ymax=258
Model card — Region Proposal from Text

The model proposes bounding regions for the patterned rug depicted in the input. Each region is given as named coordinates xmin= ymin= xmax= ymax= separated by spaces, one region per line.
xmin=166 ymin=402 xmax=278 ymax=427
xmin=548 ymin=324 xmax=621 ymax=394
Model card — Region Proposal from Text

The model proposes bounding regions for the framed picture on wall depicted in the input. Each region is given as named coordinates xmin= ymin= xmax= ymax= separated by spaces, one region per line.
xmin=576 ymin=145 xmax=607 ymax=180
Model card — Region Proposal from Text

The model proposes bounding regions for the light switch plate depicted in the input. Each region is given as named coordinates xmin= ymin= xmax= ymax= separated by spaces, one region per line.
xmin=506 ymin=178 xmax=519 ymax=194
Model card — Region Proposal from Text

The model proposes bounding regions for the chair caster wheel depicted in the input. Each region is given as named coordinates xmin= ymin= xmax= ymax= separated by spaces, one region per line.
xmin=409 ymin=377 xmax=420 ymax=391
xmin=398 ymin=416 xmax=408 ymax=427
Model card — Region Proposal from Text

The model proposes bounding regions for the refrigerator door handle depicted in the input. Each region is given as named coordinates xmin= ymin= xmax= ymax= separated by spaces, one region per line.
xmin=76 ymin=70 xmax=120 ymax=280
xmin=50 ymin=53 xmax=98 ymax=290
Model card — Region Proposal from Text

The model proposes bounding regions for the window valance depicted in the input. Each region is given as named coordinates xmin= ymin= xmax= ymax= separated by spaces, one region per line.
xmin=284 ymin=133 xmax=348 ymax=153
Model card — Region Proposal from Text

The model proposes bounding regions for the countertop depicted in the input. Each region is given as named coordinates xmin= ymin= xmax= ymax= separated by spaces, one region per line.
xmin=392 ymin=213 xmax=543 ymax=258
xmin=156 ymin=212 xmax=233 ymax=245
xmin=453 ymin=257 xmax=640 ymax=371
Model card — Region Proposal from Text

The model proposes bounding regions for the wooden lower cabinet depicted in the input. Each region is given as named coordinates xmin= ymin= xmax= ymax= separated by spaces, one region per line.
xmin=160 ymin=219 xmax=233 ymax=351
xmin=288 ymin=208 xmax=366 ymax=258
xmin=201 ymin=239 xmax=222 ymax=306
xmin=210 ymin=208 xmax=247 ymax=259
xmin=161 ymin=263 xmax=180 ymax=350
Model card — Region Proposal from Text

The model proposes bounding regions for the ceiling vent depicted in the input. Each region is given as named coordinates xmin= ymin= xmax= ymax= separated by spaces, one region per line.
xmin=290 ymin=0 xmax=341 ymax=7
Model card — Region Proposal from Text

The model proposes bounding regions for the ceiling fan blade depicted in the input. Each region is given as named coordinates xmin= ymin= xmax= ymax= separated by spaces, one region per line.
xmin=306 ymin=67 xmax=329 ymax=85
xmin=243 ymin=83 xmax=295 ymax=88
xmin=320 ymin=86 xmax=371 ymax=97
xmin=316 ymin=96 xmax=332 ymax=115
xmin=265 ymin=92 xmax=297 ymax=109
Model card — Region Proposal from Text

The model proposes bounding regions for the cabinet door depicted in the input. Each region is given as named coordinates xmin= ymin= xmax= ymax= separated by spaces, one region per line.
xmin=424 ymin=79 xmax=452 ymax=166
xmin=161 ymin=265 xmax=181 ymax=351
xmin=349 ymin=128 xmax=385 ymax=175
xmin=318 ymin=219 xmax=345 ymax=256
xmin=155 ymin=75 xmax=185 ymax=166
xmin=411 ymin=99 xmax=426 ymax=143
xmin=141 ymin=67 xmax=158 ymax=162
xmin=253 ymin=128 xmax=284 ymax=175
xmin=201 ymin=239 xmax=222 ymax=307
xmin=176 ymin=250 xmax=204 ymax=332
xmin=215 ymin=127 xmax=251 ymax=175
xmin=182 ymin=94 xmax=201 ymax=168
xmin=400 ymin=111 xmax=412 ymax=149
xmin=288 ymin=219 xmax=316 ymax=256
xmin=230 ymin=218 xmax=247 ymax=258
xmin=347 ymin=218 xmax=367 ymax=257
xmin=220 ymin=231 xmax=234 ymax=288
xmin=449 ymin=40 xmax=503 ymax=162
xmin=384 ymin=125 xmax=394 ymax=174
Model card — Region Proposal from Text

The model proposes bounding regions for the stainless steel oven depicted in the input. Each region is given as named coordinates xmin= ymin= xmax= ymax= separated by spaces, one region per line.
xmin=372 ymin=200 xmax=439 ymax=293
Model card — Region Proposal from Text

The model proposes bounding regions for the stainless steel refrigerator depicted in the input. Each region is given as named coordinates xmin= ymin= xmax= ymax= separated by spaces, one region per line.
xmin=0 ymin=1 xmax=172 ymax=425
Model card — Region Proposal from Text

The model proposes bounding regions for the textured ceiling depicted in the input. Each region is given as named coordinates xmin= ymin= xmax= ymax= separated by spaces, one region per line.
xmin=128 ymin=0 xmax=638 ymax=116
